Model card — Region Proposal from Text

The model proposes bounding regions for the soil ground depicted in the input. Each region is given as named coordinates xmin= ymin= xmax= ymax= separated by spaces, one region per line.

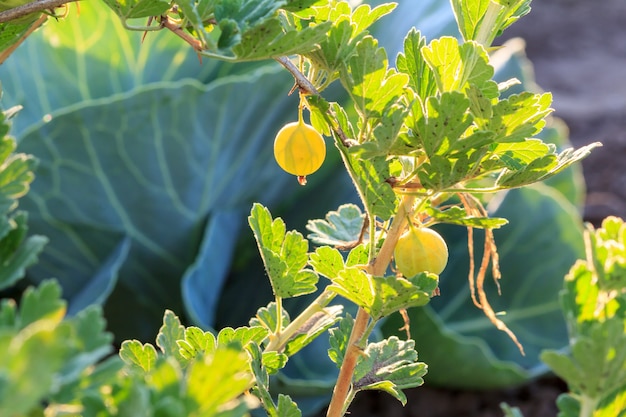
xmin=319 ymin=0 xmax=626 ymax=415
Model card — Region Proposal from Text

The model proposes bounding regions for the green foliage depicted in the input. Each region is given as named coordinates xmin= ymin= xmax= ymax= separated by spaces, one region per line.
xmin=541 ymin=216 xmax=626 ymax=417
xmin=0 ymin=1 xmax=313 ymax=339
xmin=0 ymin=0 xmax=604 ymax=415
xmin=353 ymin=336 xmax=427 ymax=405
xmin=118 ymin=310 xmax=260 ymax=416
xmin=0 ymin=107 xmax=46 ymax=291
xmin=249 ymin=203 xmax=319 ymax=299
xmin=451 ymin=0 xmax=532 ymax=46
xmin=306 ymin=203 xmax=366 ymax=247
xmin=382 ymin=185 xmax=586 ymax=388
xmin=0 ymin=280 xmax=113 ymax=416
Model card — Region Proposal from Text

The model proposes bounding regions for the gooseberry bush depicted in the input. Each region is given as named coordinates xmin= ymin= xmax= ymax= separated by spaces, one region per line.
xmin=0 ymin=0 xmax=613 ymax=416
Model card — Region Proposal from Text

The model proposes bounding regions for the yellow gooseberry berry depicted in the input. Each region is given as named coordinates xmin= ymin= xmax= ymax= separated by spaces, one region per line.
xmin=394 ymin=225 xmax=449 ymax=276
xmin=273 ymin=119 xmax=326 ymax=185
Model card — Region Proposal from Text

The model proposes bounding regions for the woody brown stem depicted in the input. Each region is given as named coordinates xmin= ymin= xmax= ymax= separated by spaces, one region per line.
xmin=326 ymin=195 xmax=416 ymax=417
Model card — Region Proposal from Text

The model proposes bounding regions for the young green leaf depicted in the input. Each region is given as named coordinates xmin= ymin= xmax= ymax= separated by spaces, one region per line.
xmin=276 ymin=393 xmax=302 ymax=417
xmin=541 ymin=319 xmax=626 ymax=408
xmin=18 ymin=280 xmax=66 ymax=329
xmin=328 ymin=269 xmax=434 ymax=321
xmin=232 ymin=20 xmax=332 ymax=61
xmin=310 ymin=246 xmax=346 ymax=279
xmin=217 ymin=326 xmax=268 ymax=350
xmin=328 ymin=314 xmax=353 ymax=367
xmin=249 ymin=203 xmax=319 ymax=298
xmin=303 ymin=2 xmax=396 ymax=81
xmin=249 ymin=301 xmax=291 ymax=333
xmin=177 ymin=326 xmax=216 ymax=361
xmin=451 ymin=0 xmax=531 ymax=46
xmin=119 ymin=340 xmax=158 ymax=372
xmin=156 ymin=310 xmax=186 ymax=362
xmin=101 ymin=0 xmax=170 ymax=19
xmin=306 ymin=203 xmax=365 ymax=247
xmin=496 ymin=141 xmax=601 ymax=188
xmin=353 ymin=336 xmax=427 ymax=405
xmin=421 ymin=37 xmax=498 ymax=98
xmin=406 ymin=91 xmax=473 ymax=158
xmin=343 ymin=153 xmax=397 ymax=220
xmin=186 ymin=346 xmax=253 ymax=415
xmin=541 ymin=216 xmax=626 ymax=415
xmin=343 ymin=36 xmax=408 ymax=123
xmin=248 ymin=342 xmax=278 ymax=415
xmin=396 ymin=29 xmax=438 ymax=100
xmin=0 ymin=320 xmax=73 ymax=416
xmin=0 ymin=212 xmax=47 ymax=291
xmin=483 ymin=92 xmax=553 ymax=144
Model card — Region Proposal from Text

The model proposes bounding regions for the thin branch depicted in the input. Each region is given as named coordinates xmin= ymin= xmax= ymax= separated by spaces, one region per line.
xmin=0 ymin=0 xmax=79 ymax=24
xmin=274 ymin=56 xmax=319 ymax=95
xmin=160 ymin=15 xmax=203 ymax=52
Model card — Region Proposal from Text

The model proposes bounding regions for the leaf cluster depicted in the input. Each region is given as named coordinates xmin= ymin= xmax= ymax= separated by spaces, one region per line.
xmin=541 ymin=216 xmax=626 ymax=417
xmin=0 ymin=107 xmax=46 ymax=291
xmin=0 ymin=280 xmax=113 ymax=417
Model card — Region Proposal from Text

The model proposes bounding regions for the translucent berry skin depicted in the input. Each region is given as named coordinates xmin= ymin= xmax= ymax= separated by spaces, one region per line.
xmin=273 ymin=121 xmax=326 ymax=177
xmin=394 ymin=227 xmax=449 ymax=276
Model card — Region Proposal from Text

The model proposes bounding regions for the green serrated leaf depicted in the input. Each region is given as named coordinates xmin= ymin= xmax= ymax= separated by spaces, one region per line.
xmin=72 ymin=305 xmax=114 ymax=352
xmin=343 ymin=36 xmax=408 ymax=122
xmin=309 ymin=246 xmax=345 ymax=279
xmin=353 ymin=336 xmax=427 ymax=405
xmin=328 ymin=270 xmax=433 ymax=320
xmin=426 ymin=206 xmax=509 ymax=229
xmin=119 ymin=340 xmax=158 ymax=373
xmin=490 ymin=139 xmax=552 ymax=171
xmin=0 ymin=214 xmax=47 ymax=291
xmin=406 ymin=91 xmax=472 ymax=158
xmin=19 ymin=280 xmax=66 ymax=329
xmin=303 ymin=2 xmax=395 ymax=79
xmin=102 ymin=0 xmax=170 ymax=19
xmin=249 ymin=204 xmax=319 ymax=298
xmin=451 ymin=0 xmax=491 ymax=42
xmin=187 ymin=346 xmax=252 ymax=415
xmin=451 ymin=0 xmax=531 ymax=46
xmin=486 ymin=92 xmax=553 ymax=144
xmin=276 ymin=393 xmax=301 ymax=417
xmin=249 ymin=301 xmax=290 ymax=332
xmin=344 ymin=153 xmax=397 ymax=220
xmin=396 ymin=29 xmax=437 ymax=100
xmin=217 ymin=326 xmax=268 ymax=350
xmin=496 ymin=142 xmax=601 ymax=188
xmin=247 ymin=341 xmax=273 ymax=410
xmin=422 ymin=37 xmax=498 ymax=98
xmin=156 ymin=310 xmax=186 ymax=362
xmin=346 ymin=243 xmax=369 ymax=266
xmin=232 ymin=20 xmax=332 ymax=61
xmin=262 ymin=350 xmax=288 ymax=375
xmin=177 ymin=326 xmax=216 ymax=361
xmin=0 ymin=319 xmax=72 ymax=416
xmin=542 ymin=319 xmax=626 ymax=402
xmin=328 ymin=314 xmax=353 ymax=367
xmin=306 ymin=203 xmax=365 ymax=247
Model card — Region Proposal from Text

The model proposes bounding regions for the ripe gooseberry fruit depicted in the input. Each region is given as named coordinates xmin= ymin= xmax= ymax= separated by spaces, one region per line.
xmin=273 ymin=119 xmax=326 ymax=185
xmin=394 ymin=225 xmax=448 ymax=276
